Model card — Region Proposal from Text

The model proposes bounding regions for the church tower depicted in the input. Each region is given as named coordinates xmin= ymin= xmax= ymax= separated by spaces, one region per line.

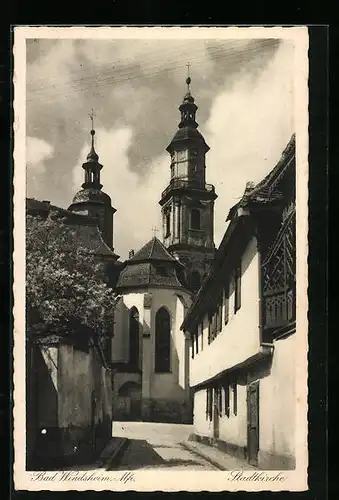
xmin=159 ymin=74 xmax=217 ymax=292
xmin=68 ymin=116 xmax=117 ymax=253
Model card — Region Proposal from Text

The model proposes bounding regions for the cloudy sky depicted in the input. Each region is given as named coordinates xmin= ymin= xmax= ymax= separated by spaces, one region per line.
xmin=26 ymin=34 xmax=295 ymax=260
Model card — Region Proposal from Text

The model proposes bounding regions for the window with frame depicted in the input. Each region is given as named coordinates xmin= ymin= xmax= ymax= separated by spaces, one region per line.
xmin=234 ymin=264 xmax=242 ymax=313
xmin=206 ymin=387 xmax=213 ymax=421
xmin=155 ymin=307 xmax=171 ymax=372
xmin=190 ymin=208 xmax=201 ymax=230
xmin=223 ymin=382 xmax=230 ymax=417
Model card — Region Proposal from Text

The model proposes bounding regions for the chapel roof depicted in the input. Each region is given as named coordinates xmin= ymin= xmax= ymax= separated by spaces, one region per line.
xmin=129 ymin=237 xmax=179 ymax=263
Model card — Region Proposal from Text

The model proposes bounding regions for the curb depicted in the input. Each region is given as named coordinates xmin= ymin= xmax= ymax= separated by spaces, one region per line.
xmin=103 ymin=438 xmax=129 ymax=470
xmin=180 ymin=441 xmax=226 ymax=471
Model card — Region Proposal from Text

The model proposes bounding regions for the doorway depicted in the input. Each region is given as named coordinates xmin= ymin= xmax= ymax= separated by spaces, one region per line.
xmin=247 ymin=381 xmax=259 ymax=465
xmin=118 ymin=381 xmax=142 ymax=421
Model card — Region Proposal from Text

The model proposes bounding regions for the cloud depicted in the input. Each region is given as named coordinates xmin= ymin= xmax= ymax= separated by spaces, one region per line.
xmin=27 ymin=37 xmax=295 ymax=260
xmin=26 ymin=136 xmax=55 ymax=175
xmin=205 ymin=41 xmax=294 ymax=246
xmin=26 ymin=136 xmax=55 ymax=199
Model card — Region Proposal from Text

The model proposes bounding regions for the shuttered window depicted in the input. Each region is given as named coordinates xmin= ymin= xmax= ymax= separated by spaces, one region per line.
xmin=223 ymin=383 xmax=230 ymax=417
xmin=206 ymin=387 xmax=213 ymax=421
xmin=232 ymin=383 xmax=238 ymax=416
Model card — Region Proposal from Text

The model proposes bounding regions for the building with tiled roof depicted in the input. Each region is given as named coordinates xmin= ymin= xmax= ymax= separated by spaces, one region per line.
xmin=112 ymin=235 xmax=192 ymax=423
xmin=181 ymin=135 xmax=296 ymax=470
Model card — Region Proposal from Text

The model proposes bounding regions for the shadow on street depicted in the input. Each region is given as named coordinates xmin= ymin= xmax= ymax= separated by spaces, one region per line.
xmin=108 ymin=438 xmax=205 ymax=470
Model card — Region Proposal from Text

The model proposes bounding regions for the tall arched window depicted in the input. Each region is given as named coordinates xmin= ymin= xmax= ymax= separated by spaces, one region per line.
xmin=129 ymin=307 xmax=140 ymax=370
xmin=191 ymin=208 xmax=201 ymax=230
xmin=155 ymin=307 xmax=171 ymax=373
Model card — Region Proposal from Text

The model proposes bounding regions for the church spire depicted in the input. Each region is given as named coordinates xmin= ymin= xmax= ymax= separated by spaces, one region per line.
xmin=81 ymin=110 xmax=102 ymax=189
xmin=178 ymin=64 xmax=198 ymax=129
xmin=86 ymin=109 xmax=99 ymax=162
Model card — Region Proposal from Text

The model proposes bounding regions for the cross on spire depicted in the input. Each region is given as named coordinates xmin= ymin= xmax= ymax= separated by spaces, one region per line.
xmin=152 ymin=226 xmax=159 ymax=238
xmin=89 ymin=108 xmax=96 ymax=131
xmin=186 ymin=62 xmax=191 ymax=92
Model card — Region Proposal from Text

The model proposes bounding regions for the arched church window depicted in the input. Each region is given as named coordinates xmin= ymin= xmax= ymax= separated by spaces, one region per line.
xmin=155 ymin=307 xmax=171 ymax=373
xmin=191 ymin=208 xmax=201 ymax=230
xmin=190 ymin=271 xmax=201 ymax=292
xmin=129 ymin=307 xmax=140 ymax=370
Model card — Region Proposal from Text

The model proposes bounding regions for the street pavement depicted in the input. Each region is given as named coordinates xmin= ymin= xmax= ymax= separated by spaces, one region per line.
xmin=109 ymin=421 xmax=218 ymax=470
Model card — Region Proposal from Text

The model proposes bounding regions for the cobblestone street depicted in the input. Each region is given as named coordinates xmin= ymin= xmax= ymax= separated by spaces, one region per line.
xmin=108 ymin=421 xmax=218 ymax=470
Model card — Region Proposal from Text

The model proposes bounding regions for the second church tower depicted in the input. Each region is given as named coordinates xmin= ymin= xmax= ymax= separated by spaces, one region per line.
xmin=159 ymin=76 xmax=217 ymax=292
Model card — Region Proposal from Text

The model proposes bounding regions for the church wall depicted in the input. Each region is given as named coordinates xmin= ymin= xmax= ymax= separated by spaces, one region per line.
xmin=149 ymin=288 xmax=187 ymax=396
xmin=148 ymin=288 xmax=191 ymax=422
xmin=190 ymin=236 xmax=261 ymax=388
xmin=112 ymin=287 xmax=192 ymax=423
xmin=111 ymin=294 xmax=145 ymax=365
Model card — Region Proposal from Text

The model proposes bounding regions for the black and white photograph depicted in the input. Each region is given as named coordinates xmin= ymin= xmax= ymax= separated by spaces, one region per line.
xmin=13 ymin=26 xmax=309 ymax=492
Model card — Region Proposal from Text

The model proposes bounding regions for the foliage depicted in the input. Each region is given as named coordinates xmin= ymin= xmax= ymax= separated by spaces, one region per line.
xmin=26 ymin=212 xmax=115 ymax=340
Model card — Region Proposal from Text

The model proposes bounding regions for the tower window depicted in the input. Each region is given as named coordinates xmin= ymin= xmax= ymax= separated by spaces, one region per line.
xmin=165 ymin=211 xmax=171 ymax=237
xmin=190 ymin=209 xmax=201 ymax=230
xmin=129 ymin=307 xmax=140 ymax=370
xmin=155 ymin=307 xmax=171 ymax=373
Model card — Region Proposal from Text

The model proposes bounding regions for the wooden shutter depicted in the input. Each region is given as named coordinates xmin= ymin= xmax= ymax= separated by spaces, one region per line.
xmin=218 ymin=385 xmax=223 ymax=415
xmin=232 ymin=383 xmax=237 ymax=416
xmin=223 ymin=383 xmax=230 ymax=417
